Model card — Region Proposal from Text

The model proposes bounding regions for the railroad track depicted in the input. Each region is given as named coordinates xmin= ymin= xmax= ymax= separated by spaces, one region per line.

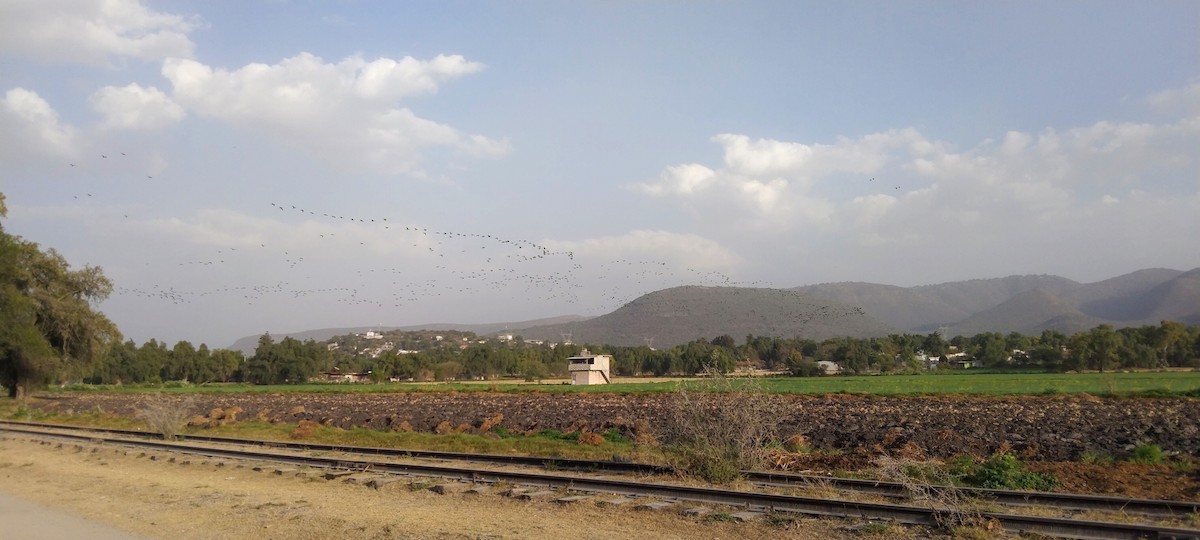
xmin=2 ymin=420 xmax=1198 ymax=540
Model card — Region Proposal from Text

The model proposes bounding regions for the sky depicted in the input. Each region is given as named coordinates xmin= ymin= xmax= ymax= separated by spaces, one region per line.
xmin=1 ymin=1 xmax=1198 ymax=349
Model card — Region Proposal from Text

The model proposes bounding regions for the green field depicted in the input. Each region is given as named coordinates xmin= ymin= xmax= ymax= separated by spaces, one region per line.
xmin=52 ymin=370 xmax=1200 ymax=397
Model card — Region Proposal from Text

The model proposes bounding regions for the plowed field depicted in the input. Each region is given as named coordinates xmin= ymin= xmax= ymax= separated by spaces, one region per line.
xmin=30 ymin=392 xmax=1200 ymax=462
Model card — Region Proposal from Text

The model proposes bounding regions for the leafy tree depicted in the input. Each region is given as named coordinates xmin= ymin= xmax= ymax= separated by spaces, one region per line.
xmin=1152 ymin=320 xmax=1188 ymax=367
xmin=921 ymin=332 xmax=948 ymax=357
xmin=1070 ymin=325 xmax=1123 ymax=372
xmin=711 ymin=334 xmax=736 ymax=349
xmin=208 ymin=348 xmax=244 ymax=382
xmin=0 ymin=195 xmax=121 ymax=398
xmin=1027 ymin=345 xmax=1063 ymax=371
xmin=971 ymin=333 xmax=1010 ymax=367
xmin=163 ymin=340 xmax=198 ymax=382
xmin=244 ymin=333 xmax=279 ymax=384
xmin=137 ymin=339 xmax=169 ymax=383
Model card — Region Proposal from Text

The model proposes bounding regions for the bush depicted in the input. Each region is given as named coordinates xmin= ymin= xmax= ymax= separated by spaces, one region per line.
xmin=1128 ymin=443 xmax=1164 ymax=465
xmin=1079 ymin=450 xmax=1113 ymax=465
xmin=961 ymin=453 xmax=1057 ymax=491
xmin=664 ymin=367 xmax=781 ymax=483
xmin=601 ymin=427 xmax=630 ymax=444
xmin=135 ymin=395 xmax=195 ymax=440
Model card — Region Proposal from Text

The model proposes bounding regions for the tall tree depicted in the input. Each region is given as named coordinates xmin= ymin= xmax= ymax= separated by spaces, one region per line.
xmin=0 ymin=193 xmax=120 ymax=398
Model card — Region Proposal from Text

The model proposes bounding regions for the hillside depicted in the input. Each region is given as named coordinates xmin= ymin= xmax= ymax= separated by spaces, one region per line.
xmin=946 ymin=289 xmax=1105 ymax=336
xmin=793 ymin=282 xmax=967 ymax=331
xmin=1069 ymin=268 xmax=1185 ymax=321
xmin=794 ymin=268 xmax=1197 ymax=335
xmin=226 ymin=267 xmax=1199 ymax=351
xmin=1121 ymin=268 xmax=1200 ymax=324
xmin=512 ymin=286 xmax=895 ymax=347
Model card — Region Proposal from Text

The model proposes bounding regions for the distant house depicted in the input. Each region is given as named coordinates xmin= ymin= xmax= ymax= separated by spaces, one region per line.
xmin=321 ymin=370 xmax=372 ymax=383
xmin=816 ymin=360 xmax=842 ymax=375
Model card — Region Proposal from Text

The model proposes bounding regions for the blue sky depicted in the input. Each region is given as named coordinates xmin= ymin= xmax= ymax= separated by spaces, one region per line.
xmin=1 ymin=1 xmax=1197 ymax=348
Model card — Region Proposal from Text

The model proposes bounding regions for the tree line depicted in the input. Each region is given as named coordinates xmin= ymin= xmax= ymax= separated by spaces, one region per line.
xmin=54 ymin=319 xmax=1200 ymax=388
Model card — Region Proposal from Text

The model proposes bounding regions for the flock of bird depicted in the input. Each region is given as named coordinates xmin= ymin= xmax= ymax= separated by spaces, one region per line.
xmin=56 ymin=149 xmax=886 ymax=323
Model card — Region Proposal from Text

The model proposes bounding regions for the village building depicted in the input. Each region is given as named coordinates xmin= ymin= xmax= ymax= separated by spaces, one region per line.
xmin=567 ymin=350 xmax=611 ymax=385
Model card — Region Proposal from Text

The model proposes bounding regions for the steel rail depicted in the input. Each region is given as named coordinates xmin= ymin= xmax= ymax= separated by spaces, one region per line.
xmin=2 ymin=422 xmax=1198 ymax=540
xmin=0 ymin=420 xmax=669 ymax=472
xmin=747 ymin=471 xmax=1200 ymax=518
xmin=1 ymin=419 xmax=1194 ymax=518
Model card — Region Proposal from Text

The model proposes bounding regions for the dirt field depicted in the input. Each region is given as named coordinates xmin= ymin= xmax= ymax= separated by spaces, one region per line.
xmin=17 ymin=391 xmax=1200 ymax=501
xmin=0 ymin=437 xmax=900 ymax=540
xmin=31 ymin=392 xmax=1200 ymax=461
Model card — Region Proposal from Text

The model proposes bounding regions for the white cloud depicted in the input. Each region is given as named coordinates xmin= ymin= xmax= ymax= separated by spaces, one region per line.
xmin=0 ymin=0 xmax=198 ymax=66
xmin=635 ymin=82 xmax=1200 ymax=284
xmin=1147 ymin=81 xmax=1200 ymax=118
xmin=0 ymin=87 xmax=78 ymax=164
xmin=161 ymin=53 xmax=508 ymax=176
xmin=90 ymin=83 xmax=185 ymax=130
xmin=633 ymin=131 xmax=918 ymax=228
xmin=633 ymin=164 xmax=716 ymax=195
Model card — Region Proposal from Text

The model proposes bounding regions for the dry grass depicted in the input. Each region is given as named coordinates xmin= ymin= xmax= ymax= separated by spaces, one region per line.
xmin=0 ymin=437 xmax=849 ymax=539
xmin=665 ymin=367 xmax=782 ymax=483
xmin=873 ymin=455 xmax=986 ymax=531
xmin=135 ymin=395 xmax=195 ymax=440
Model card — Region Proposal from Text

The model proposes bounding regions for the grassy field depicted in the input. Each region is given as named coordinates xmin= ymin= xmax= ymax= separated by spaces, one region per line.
xmin=51 ymin=370 xmax=1200 ymax=397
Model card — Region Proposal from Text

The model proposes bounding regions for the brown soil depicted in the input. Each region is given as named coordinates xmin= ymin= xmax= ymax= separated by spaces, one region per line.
xmin=23 ymin=391 xmax=1200 ymax=501
xmin=1026 ymin=461 xmax=1200 ymax=500
xmin=0 ymin=436 xmax=912 ymax=540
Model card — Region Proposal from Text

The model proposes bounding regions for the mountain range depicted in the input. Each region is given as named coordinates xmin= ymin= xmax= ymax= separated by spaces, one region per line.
xmin=228 ymin=267 xmax=1200 ymax=352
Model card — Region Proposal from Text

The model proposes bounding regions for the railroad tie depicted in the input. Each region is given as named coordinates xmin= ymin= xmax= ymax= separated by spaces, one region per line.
xmin=634 ymin=501 xmax=676 ymax=512
xmin=515 ymin=490 xmax=557 ymax=501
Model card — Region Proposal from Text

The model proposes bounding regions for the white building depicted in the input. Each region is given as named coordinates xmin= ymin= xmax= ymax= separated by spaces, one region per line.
xmin=568 ymin=351 xmax=612 ymax=385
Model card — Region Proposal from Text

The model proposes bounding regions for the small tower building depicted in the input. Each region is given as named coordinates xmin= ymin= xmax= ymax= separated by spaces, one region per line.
xmin=567 ymin=350 xmax=611 ymax=385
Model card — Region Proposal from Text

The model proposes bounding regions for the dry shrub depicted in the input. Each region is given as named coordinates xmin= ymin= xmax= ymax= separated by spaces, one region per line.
xmin=783 ymin=434 xmax=809 ymax=453
xmin=562 ymin=419 xmax=589 ymax=435
xmin=633 ymin=419 xmax=657 ymax=445
xmin=453 ymin=423 xmax=471 ymax=434
xmin=578 ymin=430 xmax=605 ymax=446
xmin=478 ymin=413 xmax=504 ymax=433
xmin=288 ymin=405 xmax=305 ymax=416
xmin=665 ymin=367 xmax=781 ymax=483
xmin=291 ymin=420 xmax=320 ymax=440
xmin=255 ymin=409 xmax=273 ymax=422
xmin=222 ymin=406 xmax=243 ymax=423
xmin=895 ymin=441 xmax=926 ymax=460
xmin=393 ymin=420 xmax=414 ymax=432
xmin=136 ymin=395 xmax=196 ymax=440
xmin=874 ymin=455 xmax=981 ymax=530
xmin=434 ymin=421 xmax=453 ymax=434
